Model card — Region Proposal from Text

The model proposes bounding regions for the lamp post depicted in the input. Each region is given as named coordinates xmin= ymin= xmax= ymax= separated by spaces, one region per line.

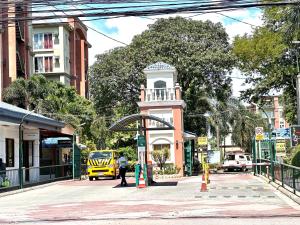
xmin=245 ymin=115 xmax=258 ymax=175
xmin=19 ymin=110 xmax=35 ymax=189
xmin=292 ymin=40 xmax=300 ymax=124
xmin=72 ymin=123 xmax=86 ymax=180
xmin=251 ymin=102 xmax=274 ymax=181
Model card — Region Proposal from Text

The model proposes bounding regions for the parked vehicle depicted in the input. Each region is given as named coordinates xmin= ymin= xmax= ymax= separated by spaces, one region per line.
xmin=87 ymin=150 xmax=119 ymax=180
xmin=245 ymin=154 xmax=253 ymax=171
xmin=222 ymin=153 xmax=249 ymax=172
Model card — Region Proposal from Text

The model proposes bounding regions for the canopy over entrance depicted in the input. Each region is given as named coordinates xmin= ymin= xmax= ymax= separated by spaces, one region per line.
xmin=109 ymin=114 xmax=174 ymax=132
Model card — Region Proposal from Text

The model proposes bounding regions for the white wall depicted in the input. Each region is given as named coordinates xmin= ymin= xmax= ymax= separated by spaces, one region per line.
xmin=0 ymin=125 xmax=40 ymax=184
xmin=146 ymin=72 xmax=176 ymax=89
xmin=148 ymin=133 xmax=175 ymax=164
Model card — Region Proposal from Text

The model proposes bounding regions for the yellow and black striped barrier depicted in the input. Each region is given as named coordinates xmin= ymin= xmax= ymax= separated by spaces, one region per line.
xmin=88 ymin=158 xmax=112 ymax=166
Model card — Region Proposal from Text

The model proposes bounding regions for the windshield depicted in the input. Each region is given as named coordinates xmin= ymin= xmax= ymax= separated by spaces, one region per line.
xmin=89 ymin=151 xmax=112 ymax=159
xmin=225 ymin=155 xmax=235 ymax=160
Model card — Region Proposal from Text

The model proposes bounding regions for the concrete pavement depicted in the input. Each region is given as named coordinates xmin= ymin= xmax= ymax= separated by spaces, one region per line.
xmin=0 ymin=173 xmax=299 ymax=224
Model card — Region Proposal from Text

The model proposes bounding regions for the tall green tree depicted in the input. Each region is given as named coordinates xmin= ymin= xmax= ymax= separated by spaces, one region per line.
xmin=3 ymin=75 xmax=97 ymax=143
xmin=233 ymin=3 xmax=300 ymax=124
xmin=90 ymin=17 xmax=235 ymax=134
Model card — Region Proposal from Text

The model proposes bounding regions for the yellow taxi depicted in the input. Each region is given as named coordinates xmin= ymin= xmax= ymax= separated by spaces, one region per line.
xmin=87 ymin=150 xmax=119 ymax=180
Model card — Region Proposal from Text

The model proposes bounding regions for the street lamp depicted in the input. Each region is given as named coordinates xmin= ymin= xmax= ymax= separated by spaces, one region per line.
xmin=251 ymin=102 xmax=274 ymax=181
xmin=292 ymin=41 xmax=300 ymax=124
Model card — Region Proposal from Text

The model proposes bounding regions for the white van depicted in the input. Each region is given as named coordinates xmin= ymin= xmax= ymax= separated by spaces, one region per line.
xmin=223 ymin=153 xmax=251 ymax=172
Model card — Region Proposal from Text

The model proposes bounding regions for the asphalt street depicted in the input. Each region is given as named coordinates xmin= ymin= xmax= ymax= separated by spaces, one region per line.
xmin=0 ymin=173 xmax=299 ymax=224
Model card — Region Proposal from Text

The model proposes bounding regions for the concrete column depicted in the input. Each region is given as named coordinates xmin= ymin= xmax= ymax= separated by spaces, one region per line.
xmin=140 ymin=84 xmax=145 ymax=102
xmin=8 ymin=5 xmax=16 ymax=82
xmin=175 ymin=83 xmax=181 ymax=100
xmin=80 ymin=39 xmax=85 ymax=97
xmin=0 ymin=31 xmax=3 ymax=100
xmin=173 ymin=107 xmax=184 ymax=175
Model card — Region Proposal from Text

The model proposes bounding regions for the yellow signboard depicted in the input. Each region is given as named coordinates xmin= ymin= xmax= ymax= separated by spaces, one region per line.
xmin=276 ymin=140 xmax=286 ymax=153
xmin=198 ymin=137 xmax=208 ymax=146
xmin=255 ymin=134 xmax=264 ymax=141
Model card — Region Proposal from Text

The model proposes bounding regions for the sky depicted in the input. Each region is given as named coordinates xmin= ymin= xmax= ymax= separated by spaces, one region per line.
xmin=85 ymin=7 xmax=263 ymax=98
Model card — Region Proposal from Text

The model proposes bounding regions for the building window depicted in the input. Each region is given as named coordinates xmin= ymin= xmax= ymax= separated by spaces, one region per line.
xmin=54 ymin=34 xmax=59 ymax=45
xmin=153 ymin=144 xmax=171 ymax=160
xmin=34 ymin=56 xmax=53 ymax=73
xmin=34 ymin=57 xmax=43 ymax=73
xmin=54 ymin=57 xmax=60 ymax=68
xmin=33 ymin=33 xmax=53 ymax=50
xmin=280 ymin=121 xmax=285 ymax=128
xmin=153 ymin=144 xmax=170 ymax=151
xmin=6 ymin=139 xmax=14 ymax=167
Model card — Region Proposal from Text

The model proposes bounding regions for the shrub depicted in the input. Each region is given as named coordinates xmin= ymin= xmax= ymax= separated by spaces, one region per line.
xmin=152 ymin=148 xmax=170 ymax=170
xmin=158 ymin=163 xmax=180 ymax=175
xmin=291 ymin=149 xmax=300 ymax=168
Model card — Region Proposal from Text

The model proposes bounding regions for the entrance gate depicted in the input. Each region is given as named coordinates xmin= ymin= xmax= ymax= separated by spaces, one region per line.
xmin=109 ymin=114 xmax=174 ymax=186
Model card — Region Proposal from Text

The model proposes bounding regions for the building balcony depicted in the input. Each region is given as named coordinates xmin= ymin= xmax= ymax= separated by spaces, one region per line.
xmin=145 ymin=88 xmax=176 ymax=102
xmin=138 ymin=83 xmax=186 ymax=109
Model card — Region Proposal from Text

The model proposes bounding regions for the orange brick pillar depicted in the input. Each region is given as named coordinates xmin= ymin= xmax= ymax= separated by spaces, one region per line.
xmin=174 ymin=83 xmax=184 ymax=176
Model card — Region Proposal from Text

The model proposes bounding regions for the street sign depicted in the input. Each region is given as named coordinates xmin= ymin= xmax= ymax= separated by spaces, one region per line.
xmin=256 ymin=134 xmax=264 ymax=141
xmin=255 ymin=127 xmax=264 ymax=141
xmin=137 ymin=135 xmax=146 ymax=147
xmin=198 ymin=137 xmax=208 ymax=146
xmin=276 ymin=139 xmax=286 ymax=153
xmin=138 ymin=146 xmax=146 ymax=152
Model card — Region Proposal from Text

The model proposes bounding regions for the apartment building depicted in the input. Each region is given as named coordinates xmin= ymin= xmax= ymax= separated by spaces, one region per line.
xmin=32 ymin=18 xmax=91 ymax=98
xmin=249 ymin=95 xmax=289 ymax=129
xmin=0 ymin=1 xmax=32 ymax=100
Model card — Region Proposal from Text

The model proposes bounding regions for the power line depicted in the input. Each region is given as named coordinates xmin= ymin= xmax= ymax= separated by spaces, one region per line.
xmin=0 ymin=0 xmax=298 ymax=23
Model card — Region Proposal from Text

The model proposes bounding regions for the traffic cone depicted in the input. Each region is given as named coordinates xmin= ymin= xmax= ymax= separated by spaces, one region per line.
xmin=138 ymin=169 xmax=146 ymax=188
xmin=200 ymin=174 xmax=207 ymax=192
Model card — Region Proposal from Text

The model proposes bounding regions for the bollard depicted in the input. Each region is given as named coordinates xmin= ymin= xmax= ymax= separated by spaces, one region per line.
xmin=155 ymin=169 xmax=158 ymax=180
xmin=266 ymin=166 xmax=269 ymax=180
xmin=200 ymin=174 xmax=208 ymax=192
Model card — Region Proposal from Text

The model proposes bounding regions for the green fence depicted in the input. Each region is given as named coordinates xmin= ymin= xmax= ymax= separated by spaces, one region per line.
xmin=258 ymin=159 xmax=300 ymax=196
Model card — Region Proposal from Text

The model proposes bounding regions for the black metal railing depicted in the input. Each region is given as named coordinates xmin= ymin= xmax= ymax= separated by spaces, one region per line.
xmin=0 ymin=164 xmax=72 ymax=192
xmin=257 ymin=159 xmax=300 ymax=196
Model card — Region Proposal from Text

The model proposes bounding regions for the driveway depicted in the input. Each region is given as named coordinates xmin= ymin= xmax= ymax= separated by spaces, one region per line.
xmin=0 ymin=174 xmax=299 ymax=224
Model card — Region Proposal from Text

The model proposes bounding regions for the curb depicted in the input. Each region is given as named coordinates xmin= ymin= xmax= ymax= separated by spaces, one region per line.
xmin=156 ymin=174 xmax=182 ymax=179
xmin=0 ymin=179 xmax=75 ymax=198
xmin=258 ymin=175 xmax=300 ymax=205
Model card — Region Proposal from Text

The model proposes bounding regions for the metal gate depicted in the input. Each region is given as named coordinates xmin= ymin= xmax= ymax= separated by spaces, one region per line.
xmin=184 ymin=140 xmax=192 ymax=176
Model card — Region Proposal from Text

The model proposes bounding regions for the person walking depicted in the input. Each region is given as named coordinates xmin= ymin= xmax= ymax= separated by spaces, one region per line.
xmin=118 ymin=152 xmax=128 ymax=187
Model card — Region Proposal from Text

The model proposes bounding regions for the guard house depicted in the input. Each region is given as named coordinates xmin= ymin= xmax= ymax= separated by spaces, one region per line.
xmin=138 ymin=62 xmax=186 ymax=175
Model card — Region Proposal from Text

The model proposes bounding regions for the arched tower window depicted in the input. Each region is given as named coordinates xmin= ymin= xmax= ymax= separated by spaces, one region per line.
xmin=154 ymin=80 xmax=167 ymax=100
xmin=154 ymin=80 xmax=166 ymax=89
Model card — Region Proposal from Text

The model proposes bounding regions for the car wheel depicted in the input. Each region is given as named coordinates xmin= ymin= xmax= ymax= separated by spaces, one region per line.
xmin=89 ymin=177 xmax=93 ymax=181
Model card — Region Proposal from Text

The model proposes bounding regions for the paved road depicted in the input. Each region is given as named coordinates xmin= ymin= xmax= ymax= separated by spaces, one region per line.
xmin=0 ymin=174 xmax=299 ymax=224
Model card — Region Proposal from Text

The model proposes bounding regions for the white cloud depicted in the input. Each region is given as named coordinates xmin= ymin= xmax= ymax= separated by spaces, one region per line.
xmin=87 ymin=17 xmax=153 ymax=64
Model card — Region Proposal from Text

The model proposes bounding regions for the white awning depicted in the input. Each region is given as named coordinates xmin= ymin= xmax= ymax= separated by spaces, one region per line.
xmin=184 ymin=131 xmax=197 ymax=141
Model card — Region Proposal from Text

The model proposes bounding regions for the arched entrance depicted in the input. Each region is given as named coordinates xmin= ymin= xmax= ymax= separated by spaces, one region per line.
xmin=109 ymin=114 xmax=174 ymax=186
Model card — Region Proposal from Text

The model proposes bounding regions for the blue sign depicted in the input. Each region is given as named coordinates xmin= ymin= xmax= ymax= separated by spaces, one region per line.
xmin=273 ymin=128 xmax=291 ymax=138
